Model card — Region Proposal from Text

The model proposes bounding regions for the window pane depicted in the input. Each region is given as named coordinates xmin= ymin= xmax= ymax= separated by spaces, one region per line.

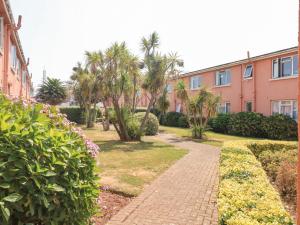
xmin=293 ymin=55 xmax=298 ymax=75
xmin=281 ymin=57 xmax=292 ymax=77
xmin=246 ymin=102 xmax=252 ymax=112
xmin=273 ymin=60 xmax=279 ymax=78
xmin=272 ymin=101 xmax=279 ymax=115
xmin=244 ymin=65 xmax=253 ymax=78
xmin=225 ymin=103 xmax=231 ymax=113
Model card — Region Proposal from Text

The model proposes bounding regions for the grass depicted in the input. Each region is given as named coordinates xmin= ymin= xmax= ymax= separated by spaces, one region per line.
xmin=159 ymin=125 xmax=263 ymax=147
xmin=82 ymin=125 xmax=187 ymax=196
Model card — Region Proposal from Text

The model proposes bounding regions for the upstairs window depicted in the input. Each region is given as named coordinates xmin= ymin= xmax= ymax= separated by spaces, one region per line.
xmin=22 ymin=71 xmax=27 ymax=84
xmin=216 ymin=70 xmax=231 ymax=86
xmin=10 ymin=44 xmax=17 ymax=70
xmin=244 ymin=65 xmax=253 ymax=78
xmin=0 ymin=17 xmax=4 ymax=50
xmin=272 ymin=55 xmax=298 ymax=78
xmin=190 ymin=76 xmax=202 ymax=90
xmin=166 ymin=84 xmax=172 ymax=93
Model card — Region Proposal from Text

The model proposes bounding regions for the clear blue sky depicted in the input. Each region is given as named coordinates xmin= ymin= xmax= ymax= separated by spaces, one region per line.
xmin=11 ymin=0 xmax=298 ymax=89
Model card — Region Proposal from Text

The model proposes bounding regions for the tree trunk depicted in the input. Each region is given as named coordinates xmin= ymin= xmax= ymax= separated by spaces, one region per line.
xmin=112 ymin=98 xmax=131 ymax=141
xmin=102 ymin=102 xmax=110 ymax=131
xmin=139 ymin=95 xmax=156 ymax=134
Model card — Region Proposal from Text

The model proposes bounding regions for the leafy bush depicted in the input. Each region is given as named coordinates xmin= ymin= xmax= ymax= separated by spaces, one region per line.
xmin=208 ymin=113 xmax=230 ymax=133
xmin=219 ymin=141 xmax=293 ymax=225
xmin=127 ymin=117 xmax=143 ymax=140
xmin=227 ymin=112 xmax=266 ymax=137
xmin=59 ymin=107 xmax=85 ymax=124
xmin=262 ymin=114 xmax=298 ymax=140
xmin=134 ymin=112 xmax=159 ymax=135
xmin=0 ymin=96 xmax=99 ymax=225
xmin=162 ymin=112 xmax=188 ymax=127
xmin=178 ymin=115 xmax=189 ymax=128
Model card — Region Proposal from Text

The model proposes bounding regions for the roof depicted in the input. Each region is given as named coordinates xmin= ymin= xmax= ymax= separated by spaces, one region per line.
xmin=4 ymin=0 xmax=26 ymax=63
xmin=179 ymin=46 xmax=298 ymax=78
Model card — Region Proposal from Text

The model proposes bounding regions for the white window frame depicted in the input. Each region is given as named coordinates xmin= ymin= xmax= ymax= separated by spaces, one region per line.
xmin=166 ymin=84 xmax=172 ymax=93
xmin=244 ymin=64 xmax=253 ymax=78
xmin=190 ymin=76 xmax=201 ymax=90
xmin=272 ymin=55 xmax=298 ymax=79
xmin=271 ymin=100 xmax=297 ymax=120
xmin=217 ymin=102 xmax=230 ymax=114
xmin=216 ymin=70 xmax=231 ymax=86
xmin=10 ymin=43 xmax=17 ymax=70
xmin=176 ymin=103 xmax=181 ymax=113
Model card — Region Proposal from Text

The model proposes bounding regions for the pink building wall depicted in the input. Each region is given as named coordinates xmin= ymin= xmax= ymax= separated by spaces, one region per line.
xmin=165 ymin=47 xmax=298 ymax=117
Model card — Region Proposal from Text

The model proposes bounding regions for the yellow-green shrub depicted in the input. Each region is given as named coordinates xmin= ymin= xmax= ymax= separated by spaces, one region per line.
xmin=219 ymin=141 xmax=294 ymax=225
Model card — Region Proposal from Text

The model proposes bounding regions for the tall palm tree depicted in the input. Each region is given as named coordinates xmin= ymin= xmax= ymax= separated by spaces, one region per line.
xmin=36 ymin=77 xmax=67 ymax=105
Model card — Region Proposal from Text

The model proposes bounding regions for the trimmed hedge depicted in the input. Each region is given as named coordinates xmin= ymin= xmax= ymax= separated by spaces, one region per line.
xmin=219 ymin=141 xmax=294 ymax=225
xmin=209 ymin=112 xmax=297 ymax=140
xmin=161 ymin=112 xmax=189 ymax=128
xmin=134 ymin=112 xmax=159 ymax=135
xmin=59 ymin=107 xmax=85 ymax=124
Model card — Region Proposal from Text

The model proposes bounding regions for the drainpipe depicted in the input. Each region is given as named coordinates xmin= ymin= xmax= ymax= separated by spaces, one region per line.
xmin=240 ymin=64 xmax=243 ymax=111
xmin=253 ymin=61 xmax=256 ymax=112
xmin=3 ymin=25 xmax=10 ymax=94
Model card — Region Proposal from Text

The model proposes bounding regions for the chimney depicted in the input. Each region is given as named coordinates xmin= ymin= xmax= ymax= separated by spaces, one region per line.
xmin=247 ymin=51 xmax=250 ymax=59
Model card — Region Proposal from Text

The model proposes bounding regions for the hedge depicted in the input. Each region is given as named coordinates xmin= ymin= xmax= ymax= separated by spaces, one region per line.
xmin=134 ymin=112 xmax=159 ymax=135
xmin=59 ymin=107 xmax=85 ymax=124
xmin=160 ymin=112 xmax=189 ymax=128
xmin=209 ymin=112 xmax=297 ymax=140
xmin=0 ymin=96 xmax=99 ymax=224
xmin=219 ymin=141 xmax=294 ymax=225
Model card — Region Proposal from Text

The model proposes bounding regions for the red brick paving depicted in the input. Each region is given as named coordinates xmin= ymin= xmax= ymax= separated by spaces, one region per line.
xmin=106 ymin=133 xmax=220 ymax=225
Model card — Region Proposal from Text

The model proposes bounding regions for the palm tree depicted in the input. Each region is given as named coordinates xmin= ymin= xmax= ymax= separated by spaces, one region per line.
xmin=157 ymin=87 xmax=170 ymax=117
xmin=36 ymin=77 xmax=67 ymax=105
xmin=139 ymin=32 xmax=183 ymax=134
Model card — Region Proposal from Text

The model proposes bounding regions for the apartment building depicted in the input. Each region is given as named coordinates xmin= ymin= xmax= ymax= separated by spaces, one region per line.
xmin=0 ymin=0 xmax=31 ymax=99
xmin=161 ymin=47 xmax=298 ymax=119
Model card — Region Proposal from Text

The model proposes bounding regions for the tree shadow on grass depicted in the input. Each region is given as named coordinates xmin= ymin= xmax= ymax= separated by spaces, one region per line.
xmin=94 ymin=139 xmax=166 ymax=152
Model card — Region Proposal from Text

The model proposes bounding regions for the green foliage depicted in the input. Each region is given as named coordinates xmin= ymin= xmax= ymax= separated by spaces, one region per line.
xmin=227 ymin=112 xmax=266 ymax=137
xmin=219 ymin=141 xmax=293 ymax=225
xmin=178 ymin=115 xmax=189 ymax=128
xmin=126 ymin=117 xmax=143 ymax=140
xmin=248 ymin=143 xmax=297 ymax=202
xmin=262 ymin=114 xmax=298 ymax=140
xmin=134 ymin=112 xmax=159 ymax=135
xmin=0 ymin=96 xmax=99 ymax=225
xmin=208 ymin=113 xmax=230 ymax=133
xmin=36 ymin=77 xmax=67 ymax=105
xmin=163 ymin=112 xmax=183 ymax=127
xmin=59 ymin=107 xmax=85 ymax=124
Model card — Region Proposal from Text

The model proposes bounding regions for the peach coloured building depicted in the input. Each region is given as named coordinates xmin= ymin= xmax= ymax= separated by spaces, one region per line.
xmin=0 ymin=0 xmax=31 ymax=99
xmin=139 ymin=47 xmax=298 ymax=120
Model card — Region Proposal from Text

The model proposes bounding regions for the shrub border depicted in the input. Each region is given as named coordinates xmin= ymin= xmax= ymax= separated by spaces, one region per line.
xmin=218 ymin=140 xmax=295 ymax=225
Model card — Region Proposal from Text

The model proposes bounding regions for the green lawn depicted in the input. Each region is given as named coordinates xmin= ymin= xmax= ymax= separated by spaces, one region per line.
xmin=82 ymin=125 xmax=187 ymax=196
xmin=159 ymin=125 xmax=263 ymax=147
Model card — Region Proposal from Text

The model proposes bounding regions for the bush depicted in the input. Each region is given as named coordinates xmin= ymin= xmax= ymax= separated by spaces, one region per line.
xmin=262 ymin=114 xmax=298 ymax=140
xmin=127 ymin=117 xmax=143 ymax=140
xmin=0 ymin=96 xmax=99 ymax=224
xmin=178 ymin=115 xmax=189 ymax=128
xmin=134 ymin=112 xmax=159 ymax=135
xmin=161 ymin=112 xmax=184 ymax=127
xmin=208 ymin=113 xmax=230 ymax=133
xmin=219 ymin=141 xmax=293 ymax=225
xmin=59 ymin=107 xmax=85 ymax=124
xmin=227 ymin=112 xmax=266 ymax=137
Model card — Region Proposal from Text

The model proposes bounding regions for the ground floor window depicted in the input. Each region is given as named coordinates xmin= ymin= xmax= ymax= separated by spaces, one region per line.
xmin=271 ymin=100 xmax=297 ymax=120
xmin=217 ymin=102 xmax=230 ymax=114
xmin=176 ymin=103 xmax=181 ymax=113
xmin=245 ymin=101 xmax=252 ymax=112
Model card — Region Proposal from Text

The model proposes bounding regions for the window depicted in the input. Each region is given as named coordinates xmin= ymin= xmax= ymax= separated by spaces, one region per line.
xmin=176 ymin=103 xmax=181 ymax=113
xmin=22 ymin=71 xmax=27 ymax=84
xmin=216 ymin=70 xmax=231 ymax=86
xmin=272 ymin=55 xmax=298 ymax=78
xmin=166 ymin=84 xmax=172 ymax=93
xmin=244 ymin=65 xmax=253 ymax=78
xmin=0 ymin=17 xmax=4 ymax=50
xmin=217 ymin=102 xmax=230 ymax=114
xmin=271 ymin=100 xmax=297 ymax=120
xmin=190 ymin=76 xmax=201 ymax=90
xmin=245 ymin=101 xmax=252 ymax=112
xmin=10 ymin=43 xmax=17 ymax=70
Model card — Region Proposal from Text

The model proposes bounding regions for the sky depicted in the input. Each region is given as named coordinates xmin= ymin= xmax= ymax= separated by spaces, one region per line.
xmin=10 ymin=0 xmax=298 ymax=90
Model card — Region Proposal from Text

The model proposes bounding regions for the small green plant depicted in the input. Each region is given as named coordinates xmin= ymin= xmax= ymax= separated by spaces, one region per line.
xmin=59 ymin=107 xmax=85 ymax=124
xmin=0 ymin=95 xmax=99 ymax=225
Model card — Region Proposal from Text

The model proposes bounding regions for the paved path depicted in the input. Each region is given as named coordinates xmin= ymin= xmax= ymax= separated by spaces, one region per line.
xmin=107 ymin=133 xmax=220 ymax=225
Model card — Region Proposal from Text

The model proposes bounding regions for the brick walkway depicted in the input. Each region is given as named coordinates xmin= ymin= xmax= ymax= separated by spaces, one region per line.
xmin=107 ymin=133 xmax=220 ymax=225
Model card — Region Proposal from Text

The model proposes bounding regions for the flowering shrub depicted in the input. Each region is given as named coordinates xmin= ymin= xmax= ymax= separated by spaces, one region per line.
xmin=0 ymin=95 xmax=99 ymax=224
xmin=219 ymin=141 xmax=294 ymax=225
